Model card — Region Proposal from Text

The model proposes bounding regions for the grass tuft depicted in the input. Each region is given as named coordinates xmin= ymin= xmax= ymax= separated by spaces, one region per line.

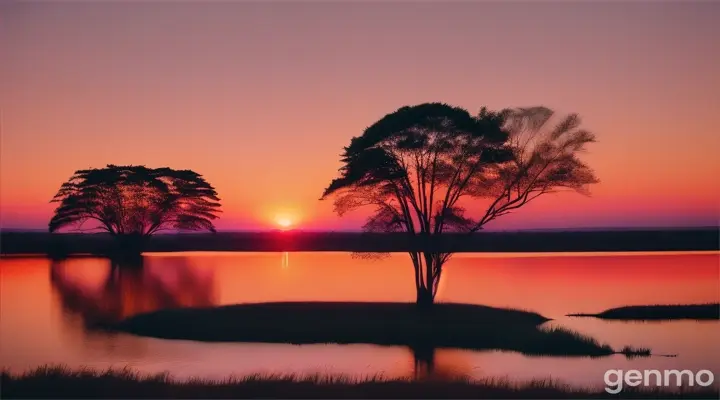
xmin=618 ymin=345 xmax=652 ymax=358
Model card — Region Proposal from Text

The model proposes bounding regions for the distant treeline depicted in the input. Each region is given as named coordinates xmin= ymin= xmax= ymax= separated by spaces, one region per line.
xmin=0 ymin=229 xmax=718 ymax=257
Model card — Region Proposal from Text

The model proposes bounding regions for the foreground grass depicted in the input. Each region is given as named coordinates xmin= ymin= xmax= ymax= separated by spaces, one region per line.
xmin=108 ymin=302 xmax=627 ymax=356
xmin=567 ymin=304 xmax=720 ymax=321
xmin=2 ymin=365 xmax=717 ymax=399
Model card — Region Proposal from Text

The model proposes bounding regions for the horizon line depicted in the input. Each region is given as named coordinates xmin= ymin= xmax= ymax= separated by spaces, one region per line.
xmin=1 ymin=226 xmax=718 ymax=234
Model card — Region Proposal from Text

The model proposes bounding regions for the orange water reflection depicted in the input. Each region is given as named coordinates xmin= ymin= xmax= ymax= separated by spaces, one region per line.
xmin=50 ymin=258 xmax=215 ymax=327
xmin=1 ymin=252 xmax=718 ymax=387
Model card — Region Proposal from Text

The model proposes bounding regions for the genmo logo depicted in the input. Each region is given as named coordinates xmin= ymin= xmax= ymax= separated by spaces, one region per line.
xmin=604 ymin=369 xmax=715 ymax=394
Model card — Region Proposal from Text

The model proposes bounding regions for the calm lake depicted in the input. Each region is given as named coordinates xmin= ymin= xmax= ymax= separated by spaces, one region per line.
xmin=1 ymin=252 xmax=719 ymax=389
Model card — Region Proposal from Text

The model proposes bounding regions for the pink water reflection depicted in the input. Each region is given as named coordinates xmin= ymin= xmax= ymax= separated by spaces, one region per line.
xmin=1 ymin=252 xmax=718 ymax=387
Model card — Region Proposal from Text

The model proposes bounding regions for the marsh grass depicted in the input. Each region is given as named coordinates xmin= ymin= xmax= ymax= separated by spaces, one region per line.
xmin=2 ymin=365 xmax=717 ymax=399
xmin=618 ymin=345 xmax=652 ymax=358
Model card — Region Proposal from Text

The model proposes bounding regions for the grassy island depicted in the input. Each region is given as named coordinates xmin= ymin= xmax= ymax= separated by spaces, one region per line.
xmin=108 ymin=302 xmax=648 ymax=357
xmin=567 ymin=304 xmax=720 ymax=321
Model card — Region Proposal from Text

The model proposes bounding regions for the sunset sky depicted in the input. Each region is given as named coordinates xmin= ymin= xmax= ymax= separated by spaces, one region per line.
xmin=1 ymin=1 xmax=718 ymax=231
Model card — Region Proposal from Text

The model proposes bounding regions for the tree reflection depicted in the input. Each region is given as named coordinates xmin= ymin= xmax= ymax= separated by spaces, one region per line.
xmin=410 ymin=345 xmax=474 ymax=381
xmin=49 ymin=257 xmax=216 ymax=329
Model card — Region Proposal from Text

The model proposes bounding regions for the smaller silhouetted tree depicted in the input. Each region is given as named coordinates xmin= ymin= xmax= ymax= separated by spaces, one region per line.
xmin=321 ymin=103 xmax=598 ymax=308
xmin=49 ymin=165 xmax=221 ymax=253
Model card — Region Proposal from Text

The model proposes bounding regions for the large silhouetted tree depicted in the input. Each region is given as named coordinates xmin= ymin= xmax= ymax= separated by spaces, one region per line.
xmin=49 ymin=165 xmax=221 ymax=252
xmin=321 ymin=103 xmax=598 ymax=307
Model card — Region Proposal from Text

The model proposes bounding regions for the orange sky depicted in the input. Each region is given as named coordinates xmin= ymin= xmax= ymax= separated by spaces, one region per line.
xmin=1 ymin=2 xmax=718 ymax=231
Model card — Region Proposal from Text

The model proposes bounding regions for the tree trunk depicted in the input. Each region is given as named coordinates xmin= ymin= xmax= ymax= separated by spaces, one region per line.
xmin=416 ymin=286 xmax=435 ymax=309
xmin=411 ymin=250 xmax=448 ymax=309
xmin=111 ymin=233 xmax=147 ymax=265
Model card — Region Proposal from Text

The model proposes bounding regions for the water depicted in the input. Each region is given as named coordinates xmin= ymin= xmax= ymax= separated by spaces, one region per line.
xmin=1 ymin=251 xmax=718 ymax=389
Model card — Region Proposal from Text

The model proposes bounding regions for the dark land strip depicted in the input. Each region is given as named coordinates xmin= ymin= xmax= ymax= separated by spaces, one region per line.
xmin=106 ymin=302 xmax=652 ymax=358
xmin=1 ymin=228 xmax=718 ymax=256
xmin=568 ymin=304 xmax=720 ymax=321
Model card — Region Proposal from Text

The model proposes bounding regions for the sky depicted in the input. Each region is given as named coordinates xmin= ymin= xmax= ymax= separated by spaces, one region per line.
xmin=1 ymin=1 xmax=719 ymax=232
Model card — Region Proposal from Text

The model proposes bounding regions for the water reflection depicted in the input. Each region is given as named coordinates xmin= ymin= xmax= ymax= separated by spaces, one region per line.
xmin=1 ymin=252 xmax=717 ymax=386
xmin=49 ymin=258 xmax=216 ymax=328
xmin=410 ymin=345 xmax=460 ymax=380
xmin=47 ymin=255 xmax=460 ymax=380
xmin=281 ymin=252 xmax=289 ymax=269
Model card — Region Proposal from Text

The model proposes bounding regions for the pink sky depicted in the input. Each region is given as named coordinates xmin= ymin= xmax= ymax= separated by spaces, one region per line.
xmin=1 ymin=2 xmax=718 ymax=231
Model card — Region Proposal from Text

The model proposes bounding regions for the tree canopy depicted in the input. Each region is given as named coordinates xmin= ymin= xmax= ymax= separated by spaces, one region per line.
xmin=322 ymin=103 xmax=598 ymax=235
xmin=49 ymin=165 xmax=222 ymax=235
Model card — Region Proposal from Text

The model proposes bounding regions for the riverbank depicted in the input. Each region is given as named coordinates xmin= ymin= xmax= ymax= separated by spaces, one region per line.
xmin=2 ymin=365 xmax=717 ymax=399
xmin=108 ymin=302 xmax=645 ymax=357
xmin=1 ymin=229 xmax=718 ymax=256
xmin=567 ymin=304 xmax=720 ymax=320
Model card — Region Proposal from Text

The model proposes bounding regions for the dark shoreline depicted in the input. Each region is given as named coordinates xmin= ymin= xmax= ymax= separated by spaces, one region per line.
xmin=1 ymin=228 xmax=718 ymax=256
xmin=567 ymin=304 xmax=720 ymax=321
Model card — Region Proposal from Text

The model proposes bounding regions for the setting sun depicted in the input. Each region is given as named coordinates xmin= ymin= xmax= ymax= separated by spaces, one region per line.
xmin=275 ymin=217 xmax=293 ymax=229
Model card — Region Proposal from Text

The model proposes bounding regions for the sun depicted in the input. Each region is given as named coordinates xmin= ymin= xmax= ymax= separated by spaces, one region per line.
xmin=272 ymin=209 xmax=300 ymax=230
xmin=275 ymin=217 xmax=293 ymax=229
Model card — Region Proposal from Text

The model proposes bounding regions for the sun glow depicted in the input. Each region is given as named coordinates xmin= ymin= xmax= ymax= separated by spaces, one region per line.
xmin=275 ymin=217 xmax=293 ymax=229
xmin=270 ymin=207 xmax=301 ymax=230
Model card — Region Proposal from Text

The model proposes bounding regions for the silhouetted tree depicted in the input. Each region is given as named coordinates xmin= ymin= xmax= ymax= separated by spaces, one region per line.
xmin=49 ymin=165 xmax=222 ymax=253
xmin=321 ymin=103 xmax=598 ymax=307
